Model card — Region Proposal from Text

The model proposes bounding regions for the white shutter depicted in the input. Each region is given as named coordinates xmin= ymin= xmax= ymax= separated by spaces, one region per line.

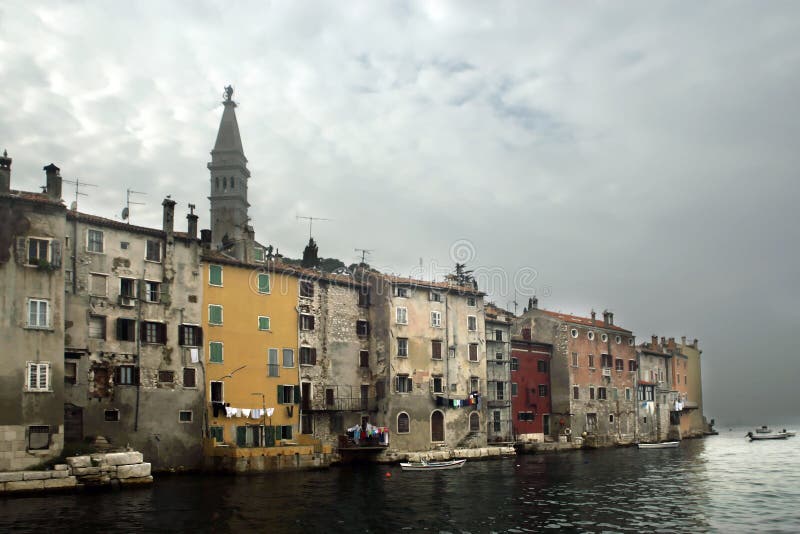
xmin=38 ymin=364 xmax=49 ymax=390
xmin=28 ymin=364 xmax=36 ymax=389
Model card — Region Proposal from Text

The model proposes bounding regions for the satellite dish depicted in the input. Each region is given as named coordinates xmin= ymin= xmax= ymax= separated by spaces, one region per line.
xmin=121 ymin=207 xmax=129 ymax=220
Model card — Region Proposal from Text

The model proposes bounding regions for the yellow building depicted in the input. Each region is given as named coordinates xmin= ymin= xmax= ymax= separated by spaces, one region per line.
xmin=201 ymin=251 xmax=300 ymax=448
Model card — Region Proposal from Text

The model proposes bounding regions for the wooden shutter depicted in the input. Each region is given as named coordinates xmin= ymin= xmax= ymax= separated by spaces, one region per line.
xmin=293 ymin=385 xmax=300 ymax=404
xmin=310 ymin=348 xmax=317 ymax=365
xmin=309 ymin=316 xmax=315 ymax=330
xmin=178 ymin=325 xmax=185 ymax=346
xmin=196 ymin=327 xmax=203 ymax=346
xmin=116 ymin=318 xmax=124 ymax=340
xmin=114 ymin=366 xmax=121 ymax=384
xmin=160 ymin=283 xmax=170 ymax=305
xmin=16 ymin=237 xmax=26 ymax=264
xmin=277 ymin=384 xmax=284 ymax=404
xmin=50 ymin=240 xmax=61 ymax=267
xmin=432 ymin=341 xmax=441 ymax=359
xmin=139 ymin=322 xmax=147 ymax=342
xmin=236 ymin=426 xmax=247 ymax=447
xmin=159 ymin=323 xmax=167 ymax=344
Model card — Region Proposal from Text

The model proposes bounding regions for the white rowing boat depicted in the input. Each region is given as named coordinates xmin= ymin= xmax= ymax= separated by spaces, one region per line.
xmin=400 ymin=459 xmax=466 ymax=471
xmin=638 ymin=441 xmax=680 ymax=449
xmin=746 ymin=432 xmax=788 ymax=441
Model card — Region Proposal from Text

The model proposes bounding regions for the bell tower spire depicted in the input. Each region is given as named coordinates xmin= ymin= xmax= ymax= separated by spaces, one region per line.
xmin=208 ymin=85 xmax=253 ymax=260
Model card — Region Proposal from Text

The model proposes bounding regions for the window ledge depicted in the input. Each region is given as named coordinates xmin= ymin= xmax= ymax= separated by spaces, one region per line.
xmin=24 ymin=389 xmax=53 ymax=394
xmin=144 ymin=259 xmax=162 ymax=264
xmin=24 ymin=326 xmax=54 ymax=332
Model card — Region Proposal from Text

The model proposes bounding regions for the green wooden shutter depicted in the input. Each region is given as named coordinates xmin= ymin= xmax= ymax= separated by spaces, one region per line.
xmin=293 ymin=385 xmax=300 ymax=404
xmin=236 ymin=426 xmax=246 ymax=447
xmin=209 ymin=305 xmax=222 ymax=325
xmin=258 ymin=273 xmax=270 ymax=293
xmin=210 ymin=342 xmax=223 ymax=363
xmin=209 ymin=265 xmax=222 ymax=285
xmin=277 ymin=384 xmax=284 ymax=404
xmin=284 ymin=425 xmax=292 ymax=440
xmin=259 ymin=316 xmax=270 ymax=330
xmin=264 ymin=426 xmax=275 ymax=446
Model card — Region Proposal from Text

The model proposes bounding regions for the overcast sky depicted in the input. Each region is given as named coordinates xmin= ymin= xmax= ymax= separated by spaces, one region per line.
xmin=3 ymin=1 xmax=799 ymax=425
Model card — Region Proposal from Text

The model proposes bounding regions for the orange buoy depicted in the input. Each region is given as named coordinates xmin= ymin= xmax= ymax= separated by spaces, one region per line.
xmin=385 ymin=472 xmax=392 ymax=478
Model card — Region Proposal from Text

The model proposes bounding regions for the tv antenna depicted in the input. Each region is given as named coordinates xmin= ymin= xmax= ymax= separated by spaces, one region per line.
xmin=355 ymin=248 xmax=373 ymax=264
xmin=122 ymin=189 xmax=146 ymax=224
xmin=62 ymin=177 xmax=97 ymax=210
xmin=296 ymin=215 xmax=331 ymax=239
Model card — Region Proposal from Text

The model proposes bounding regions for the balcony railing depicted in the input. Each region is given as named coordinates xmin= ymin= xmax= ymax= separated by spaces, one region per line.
xmin=308 ymin=397 xmax=377 ymax=412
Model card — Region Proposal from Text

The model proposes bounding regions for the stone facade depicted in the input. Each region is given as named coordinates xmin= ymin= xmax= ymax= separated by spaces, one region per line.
xmin=62 ymin=200 xmax=204 ymax=470
xmin=484 ymin=304 xmax=513 ymax=443
xmin=513 ymin=307 xmax=637 ymax=447
xmin=636 ymin=339 xmax=680 ymax=442
xmin=370 ymin=275 xmax=487 ymax=452
xmin=0 ymin=160 xmax=66 ymax=470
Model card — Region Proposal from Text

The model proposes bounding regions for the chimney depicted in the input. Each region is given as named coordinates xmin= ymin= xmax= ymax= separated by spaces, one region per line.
xmin=590 ymin=309 xmax=596 ymax=323
xmin=693 ymin=338 xmax=698 ymax=348
xmin=608 ymin=312 xmax=614 ymax=325
xmin=660 ymin=336 xmax=666 ymax=346
xmin=681 ymin=336 xmax=687 ymax=346
xmin=162 ymin=197 xmax=176 ymax=234
xmin=186 ymin=203 xmax=198 ymax=239
xmin=530 ymin=296 xmax=538 ymax=310
xmin=603 ymin=310 xmax=610 ymax=326
xmin=0 ymin=149 xmax=10 ymax=193
xmin=43 ymin=163 xmax=62 ymax=200
xmin=201 ymin=229 xmax=212 ymax=250
xmin=651 ymin=335 xmax=658 ymax=347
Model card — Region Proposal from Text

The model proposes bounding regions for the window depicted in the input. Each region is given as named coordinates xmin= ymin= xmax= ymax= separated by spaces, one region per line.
xmin=300 ymin=314 xmax=315 ymax=331
xmin=430 ymin=291 xmax=442 ymax=302
xmin=615 ymin=358 xmax=624 ymax=371
xmin=495 ymin=381 xmax=505 ymax=400
xmin=358 ymin=289 xmax=370 ymax=307
xmin=209 ymin=265 xmax=223 ymax=286
xmin=300 ymin=347 xmax=317 ymax=365
xmin=209 ymin=304 xmax=223 ymax=325
xmin=102 ymin=409 xmax=120 ymax=422
xmin=120 ymin=241 xmax=129 ymax=249
xmin=572 ymin=352 xmax=579 ymax=367
xmin=257 ymin=273 xmax=270 ymax=294
xmin=494 ymin=329 xmax=503 ymax=341
xmin=394 ymin=286 xmax=409 ymax=298
xmin=258 ymin=316 xmax=271 ymax=331
xmin=209 ymin=342 xmax=224 ymax=363
xmin=356 ymin=320 xmax=369 ymax=337
xmin=518 ymin=412 xmax=534 ymax=422
xmin=511 ymin=382 xmax=518 ymax=396
xmin=116 ymin=318 xmax=136 ymax=341
xmin=359 ymin=350 xmax=369 ymax=368
xmin=278 ymin=385 xmax=297 ymax=404
xmin=522 ymin=327 xmax=531 ymax=340
xmin=470 ymin=376 xmax=480 ymax=393
xmin=253 ymin=247 xmax=264 ymax=262
xmin=325 ymin=388 xmax=335 ymax=406
xmin=431 ymin=311 xmax=441 ymax=327
xmin=178 ymin=324 xmax=202 ymax=346
xmin=469 ymin=412 xmax=480 ymax=432
xmin=300 ymin=281 xmax=314 ymax=298
xmin=26 ymin=362 xmax=50 ymax=392
xmin=685 ymin=375 xmax=687 ymax=385
xmin=625 ymin=388 xmax=632 ymax=401
xmin=268 ymin=348 xmax=279 ymax=376
xmin=467 ymin=315 xmax=477 ymax=331
xmin=397 ymin=338 xmax=408 ymax=357
xmin=142 ymin=322 xmax=166 ymax=344
xmin=628 ymin=360 xmax=638 ymax=372
xmin=282 ymin=348 xmax=295 ymax=368
xmin=539 ymin=384 xmax=548 ymax=397
xmin=158 ymin=370 xmax=175 ymax=383
xmin=87 ymin=229 xmax=104 ymax=253
xmin=27 ymin=299 xmax=49 ymax=328
xmin=467 ymin=296 xmax=476 ymax=307
xmin=601 ymin=354 xmax=613 ymax=368
xmin=145 ymin=240 xmax=161 ymax=262
xmin=89 ymin=315 xmax=106 ymax=339
xmin=588 ymin=331 xmax=595 ymax=341
xmin=495 ymin=351 xmax=504 ymax=361
xmin=116 ymin=365 xmax=137 ymax=386
xmin=537 ymin=360 xmax=549 ymax=372
xmin=277 ymin=425 xmax=293 ymax=440
xmin=589 ymin=387 xmax=596 ymax=400
xmin=210 ymin=381 xmax=224 ymax=403
xmin=183 ymin=368 xmax=197 ymax=388
xmin=431 ymin=340 xmax=442 ymax=360
xmin=144 ymin=281 xmax=160 ymax=303
xmin=64 ymin=362 xmax=77 ymax=385
xmin=628 ymin=338 xmax=634 ymax=346
xmin=573 ymin=386 xmax=580 ymax=400
xmin=588 ymin=354 xmax=595 ymax=369
xmin=570 ymin=328 xmax=578 ymax=338
xmin=612 ymin=387 xmax=619 ymax=400
xmin=601 ymin=333 xmax=608 ymax=343
xmin=469 ymin=344 xmax=479 ymax=362
xmin=598 ymin=387 xmax=607 ymax=400
xmin=120 ymin=278 xmax=136 ymax=300
xmin=511 ymin=357 xmax=519 ymax=371
xmin=27 ymin=238 xmax=50 ymax=264
xmin=615 ymin=335 xmax=622 ymax=344
xmin=397 ymin=412 xmax=410 ymax=433
xmin=89 ymin=273 xmax=107 ymax=296
xmin=432 ymin=376 xmax=443 ymax=393
xmin=395 ymin=374 xmax=412 ymax=393
xmin=396 ymin=307 xmax=408 ymax=324
xmin=179 ymin=410 xmax=193 ymax=423
xmin=27 ymin=426 xmax=51 ymax=450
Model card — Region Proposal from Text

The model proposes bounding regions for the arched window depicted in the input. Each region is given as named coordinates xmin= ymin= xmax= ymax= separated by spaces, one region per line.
xmin=397 ymin=412 xmax=410 ymax=434
xmin=431 ymin=410 xmax=444 ymax=442
xmin=469 ymin=412 xmax=480 ymax=432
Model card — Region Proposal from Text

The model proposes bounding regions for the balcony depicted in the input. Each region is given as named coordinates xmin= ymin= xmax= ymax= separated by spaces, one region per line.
xmin=307 ymin=397 xmax=377 ymax=413
xmin=487 ymin=398 xmax=511 ymax=408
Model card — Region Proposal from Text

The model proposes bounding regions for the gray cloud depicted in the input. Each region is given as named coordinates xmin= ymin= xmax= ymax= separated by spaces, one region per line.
xmin=2 ymin=0 xmax=799 ymax=425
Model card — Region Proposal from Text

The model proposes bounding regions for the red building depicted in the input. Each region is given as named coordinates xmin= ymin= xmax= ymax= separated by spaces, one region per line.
xmin=510 ymin=334 xmax=552 ymax=440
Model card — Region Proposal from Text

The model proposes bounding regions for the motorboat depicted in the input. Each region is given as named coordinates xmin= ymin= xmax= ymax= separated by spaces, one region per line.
xmin=755 ymin=425 xmax=772 ymax=433
xmin=637 ymin=441 xmax=680 ymax=449
xmin=746 ymin=431 xmax=788 ymax=441
xmin=400 ymin=458 xmax=466 ymax=471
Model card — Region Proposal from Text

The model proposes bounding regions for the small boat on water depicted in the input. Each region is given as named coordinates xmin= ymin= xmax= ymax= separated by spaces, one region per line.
xmin=638 ymin=441 xmax=680 ymax=449
xmin=779 ymin=429 xmax=796 ymax=437
xmin=746 ymin=431 xmax=788 ymax=441
xmin=755 ymin=425 xmax=772 ymax=434
xmin=400 ymin=459 xmax=466 ymax=471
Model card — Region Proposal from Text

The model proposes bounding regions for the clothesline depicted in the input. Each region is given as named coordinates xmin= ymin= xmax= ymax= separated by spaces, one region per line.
xmin=222 ymin=407 xmax=276 ymax=419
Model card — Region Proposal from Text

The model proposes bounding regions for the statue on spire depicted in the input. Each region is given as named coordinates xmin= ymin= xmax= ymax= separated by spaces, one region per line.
xmin=223 ymin=85 xmax=234 ymax=102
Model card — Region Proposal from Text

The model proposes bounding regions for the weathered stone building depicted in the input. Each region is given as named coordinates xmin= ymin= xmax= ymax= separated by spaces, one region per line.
xmin=484 ymin=303 xmax=514 ymax=443
xmin=636 ymin=337 xmax=680 ymax=442
xmin=369 ymin=275 xmax=487 ymax=452
xmin=512 ymin=305 xmax=637 ymax=447
xmin=62 ymin=199 xmax=205 ymax=469
xmin=296 ymin=270 xmax=373 ymax=448
xmin=676 ymin=337 xmax=705 ymax=437
xmin=0 ymin=158 xmax=67 ymax=470
xmin=510 ymin=333 xmax=552 ymax=442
